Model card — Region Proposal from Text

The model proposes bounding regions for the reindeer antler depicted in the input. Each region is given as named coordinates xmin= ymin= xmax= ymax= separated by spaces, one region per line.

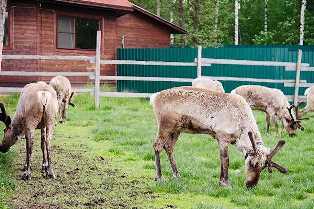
xmin=266 ymin=140 xmax=288 ymax=174
xmin=69 ymin=92 xmax=75 ymax=107
xmin=0 ymin=103 xmax=7 ymax=116
xmin=248 ymin=132 xmax=257 ymax=154
xmin=0 ymin=103 xmax=11 ymax=128
xmin=287 ymin=104 xmax=304 ymax=131
xmin=287 ymin=105 xmax=296 ymax=121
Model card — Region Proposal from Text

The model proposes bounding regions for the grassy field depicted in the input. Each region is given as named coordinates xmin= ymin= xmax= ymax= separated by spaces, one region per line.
xmin=0 ymin=94 xmax=313 ymax=209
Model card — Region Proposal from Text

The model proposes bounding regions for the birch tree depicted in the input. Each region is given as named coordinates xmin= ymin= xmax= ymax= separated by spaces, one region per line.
xmin=214 ymin=0 xmax=220 ymax=43
xmin=300 ymin=0 xmax=306 ymax=45
xmin=234 ymin=0 xmax=239 ymax=45
xmin=264 ymin=0 xmax=268 ymax=32
xmin=0 ymin=0 xmax=7 ymax=71
xmin=156 ymin=0 xmax=161 ymax=16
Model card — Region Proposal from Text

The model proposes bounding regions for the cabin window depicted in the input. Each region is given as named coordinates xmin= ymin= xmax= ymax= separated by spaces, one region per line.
xmin=57 ymin=16 xmax=99 ymax=50
xmin=3 ymin=12 xmax=9 ymax=47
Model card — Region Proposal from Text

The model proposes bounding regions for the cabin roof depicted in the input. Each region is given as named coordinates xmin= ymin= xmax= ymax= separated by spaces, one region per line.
xmin=53 ymin=0 xmax=133 ymax=11
xmin=49 ymin=0 xmax=186 ymax=34
xmin=132 ymin=4 xmax=186 ymax=34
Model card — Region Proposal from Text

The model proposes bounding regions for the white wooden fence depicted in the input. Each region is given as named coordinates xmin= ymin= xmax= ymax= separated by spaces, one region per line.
xmin=0 ymin=31 xmax=311 ymax=109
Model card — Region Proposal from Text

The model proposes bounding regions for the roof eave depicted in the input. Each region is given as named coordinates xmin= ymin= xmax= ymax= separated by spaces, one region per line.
xmin=53 ymin=0 xmax=134 ymax=12
xmin=132 ymin=4 xmax=187 ymax=34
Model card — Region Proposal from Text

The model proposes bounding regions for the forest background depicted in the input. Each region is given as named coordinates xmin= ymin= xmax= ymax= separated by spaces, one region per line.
xmin=131 ymin=0 xmax=314 ymax=47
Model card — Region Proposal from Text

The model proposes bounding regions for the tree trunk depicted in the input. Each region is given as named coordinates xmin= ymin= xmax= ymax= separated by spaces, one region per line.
xmin=177 ymin=0 xmax=185 ymax=45
xmin=170 ymin=11 xmax=174 ymax=45
xmin=300 ymin=0 xmax=307 ymax=45
xmin=214 ymin=0 xmax=220 ymax=43
xmin=156 ymin=0 xmax=161 ymax=17
xmin=264 ymin=0 xmax=268 ymax=32
xmin=235 ymin=0 xmax=239 ymax=45
xmin=189 ymin=0 xmax=201 ymax=46
xmin=178 ymin=0 xmax=184 ymax=27
xmin=0 ymin=0 xmax=7 ymax=71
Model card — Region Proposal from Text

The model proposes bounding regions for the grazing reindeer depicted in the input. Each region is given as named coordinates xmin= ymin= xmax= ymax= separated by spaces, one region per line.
xmin=49 ymin=76 xmax=75 ymax=123
xmin=299 ymin=86 xmax=314 ymax=116
xmin=151 ymin=87 xmax=288 ymax=188
xmin=0 ymin=82 xmax=58 ymax=180
xmin=231 ymin=85 xmax=303 ymax=136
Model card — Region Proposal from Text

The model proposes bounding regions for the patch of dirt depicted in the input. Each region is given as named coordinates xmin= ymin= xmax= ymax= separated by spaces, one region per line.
xmin=8 ymin=139 xmax=154 ymax=209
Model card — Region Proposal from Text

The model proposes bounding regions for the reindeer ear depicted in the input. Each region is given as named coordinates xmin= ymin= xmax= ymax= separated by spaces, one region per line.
xmin=248 ymin=132 xmax=257 ymax=154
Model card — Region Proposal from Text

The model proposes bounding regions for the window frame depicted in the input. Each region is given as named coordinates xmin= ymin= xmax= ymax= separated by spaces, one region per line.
xmin=56 ymin=14 xmax=101 ymax=51
xmin=3 ymin=9 xmax=12 ymax=50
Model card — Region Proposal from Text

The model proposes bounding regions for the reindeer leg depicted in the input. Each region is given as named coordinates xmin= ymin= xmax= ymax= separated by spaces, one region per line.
xmin=153 ymin=114 xmax=178 ymax=182
xmin=153 ymin=140 xmax=163 ymax=182
xmin=164 ymin=131 xmax=180 ymax=178
xmin=218 ymin=140 xmax=230 ymax=187
xmin=265 ymin=113 xmax=271 ymax=133
xmin=41 ymin=128 xmax=48 ymax=173
xmin=45 ymin=124 xmax=55 ymax=179
xmin=22 ymin=129 xmax=34 ymax=180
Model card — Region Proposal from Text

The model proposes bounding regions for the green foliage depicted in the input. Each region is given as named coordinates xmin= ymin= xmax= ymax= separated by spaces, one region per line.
xmin=131 ymin=0 xmax=314 ymax=46
xmin=0 ymin=94 xmax=313 ymax=208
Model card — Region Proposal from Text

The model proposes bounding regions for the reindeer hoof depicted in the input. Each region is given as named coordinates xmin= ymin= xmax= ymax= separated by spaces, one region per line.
xmin=46 ymin=169 xmax=56 ymax=179
xmin=219 ymin=180 xmax=230 ymax=187
xmin=173 ymin=173 xmax=181 ymax=179
xmin=154 ymin=176 xmax=163 ymax=183
xmin=21 ymin=171 xmax=32 ymax=181
xmin=41 ymin=165 xmax=48 ymax=174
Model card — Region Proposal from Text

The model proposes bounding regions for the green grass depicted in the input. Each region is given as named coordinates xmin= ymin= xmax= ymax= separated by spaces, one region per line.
xmin=0 ymin=94 xmax=313 ymax=209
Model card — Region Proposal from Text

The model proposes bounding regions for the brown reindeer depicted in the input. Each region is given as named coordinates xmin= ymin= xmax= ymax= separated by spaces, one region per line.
xmin=49 ymin=76 xmax=75 ymax=123
xmin=231 ymin=85 xmax=303 ymax=136
xmin=150 ymin=87 xmax=287 ymax=188
xmin=0 ymin=82 xmax=58 ymax=180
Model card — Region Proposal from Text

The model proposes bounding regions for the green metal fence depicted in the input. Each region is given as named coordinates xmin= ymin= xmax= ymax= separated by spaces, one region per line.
xmin=117 ymin=46 xmax=314 ymax=95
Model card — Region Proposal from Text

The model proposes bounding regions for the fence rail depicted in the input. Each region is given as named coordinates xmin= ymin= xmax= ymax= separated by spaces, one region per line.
xmin=2 ymin=54 xmax=94 ymax=62
xmin=0 ymin=31 xmax=313 ymax=108
xmin=0 ymin=87 xmax=93 ymax=93
xmin=0 ymin=71 xmax=93 ymax=77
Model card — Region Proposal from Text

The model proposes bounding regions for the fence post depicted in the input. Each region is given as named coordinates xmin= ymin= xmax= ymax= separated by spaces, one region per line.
xmin=95 ymin=30 xmax=101 ymax=109
xmin=294 ymin=49 xmax=303 ymax=106
xmin=197 ymin=45 xmax=202 ymax=78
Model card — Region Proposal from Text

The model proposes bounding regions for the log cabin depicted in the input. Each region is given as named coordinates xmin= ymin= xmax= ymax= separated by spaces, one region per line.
xmin=1 ymin=0 xmax=186 ymax=86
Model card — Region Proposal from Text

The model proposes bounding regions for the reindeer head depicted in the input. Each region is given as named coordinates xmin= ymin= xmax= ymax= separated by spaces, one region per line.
xmin=245 ymin=132 xmax=288 ymax=188
xmin=0 ymin=103 xmax=17 ymax=153
xmin=282 ymin=105 xmax=304 ymax=136
xmin=59 ymin=92 xmax=75 ymax=123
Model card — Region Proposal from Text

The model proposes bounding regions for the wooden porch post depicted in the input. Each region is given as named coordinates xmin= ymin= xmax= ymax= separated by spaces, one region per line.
xmin=0 ymin=0 xmax=7 ymax=71
xmin=95 ymin=30 xmax=101 ymax=109
xmin=294 ymin=50 xmax=303 ymax=106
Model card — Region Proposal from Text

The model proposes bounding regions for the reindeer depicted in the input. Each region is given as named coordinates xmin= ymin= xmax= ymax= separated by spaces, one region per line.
xmin=49 ymin=76 xmax=74 ymax=123
xmin=231 ymin=85 xmax=303 ymax=136
xmin=0 ymin=82 xmax=58 ymax=180
xmin=150 ymin=87 xmax=288 ymax=188
xmin=192 ymin=77 xmax=225 ymax=93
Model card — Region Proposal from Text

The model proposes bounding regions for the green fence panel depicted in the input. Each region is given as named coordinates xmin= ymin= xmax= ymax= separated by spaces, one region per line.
xmin=117 ymin=48 xmax=197 ymax=93
xmin=117 ymin=46 xmax=314 ymax=96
